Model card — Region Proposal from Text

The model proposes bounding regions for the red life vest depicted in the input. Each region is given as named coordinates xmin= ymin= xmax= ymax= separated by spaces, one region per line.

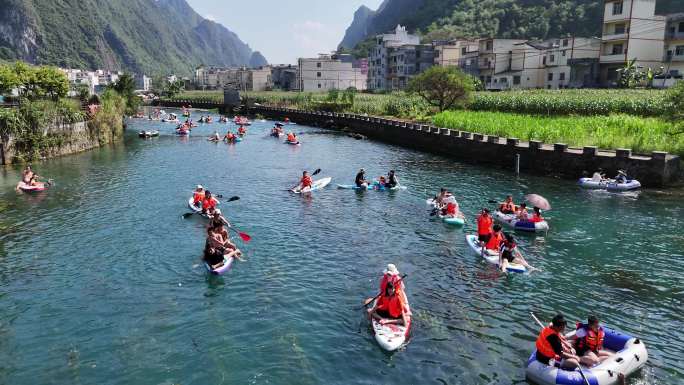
xmin=377 ymin=293 xmax=404 ymax=319
xmin=576 ymin=323 xmax=605 ymax=353
xmin=193 ymin=191 xmax=205 ymax=204
xmin=301 ymin=176 xmax=313 ymax=188
xmin=287 ymin=134 xmax=296 ymax=142
xmin=477 ymin=214 xmax=493 ymax=235
xmin=202 ymin=197 xmax=217 ymax=210
xmin=446 ymin=202 xmax=457 ymax=215
xmin=536 ymin=326 xmax=561 ymax=361
xmin=531 ymin=213 xmax=544 ymax=223
xmin=486 ymin=232 xmax=504 ymax=250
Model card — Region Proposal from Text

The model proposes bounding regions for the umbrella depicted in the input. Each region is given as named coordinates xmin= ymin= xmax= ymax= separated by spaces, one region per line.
xmin=525 ymin=194 xmax=551 ymax=210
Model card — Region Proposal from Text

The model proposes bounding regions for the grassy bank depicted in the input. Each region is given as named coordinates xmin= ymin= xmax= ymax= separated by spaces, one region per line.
xmin=433 ymin=110 xmax=682 ymax=156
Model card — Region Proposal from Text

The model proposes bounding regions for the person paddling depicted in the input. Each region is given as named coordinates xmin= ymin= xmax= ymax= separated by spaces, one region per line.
xmin=477 ymin=208 xmax=494 ymax=247
xmin=534 ymin=314 xmax=580 ymax=369
xmin=386 ymin=170 xmax=399 ymax=189
xmin=238 ymin=125 xmax=247 ymax=135
xmin=224 ymin=131 xmax=237 ymax=143
xmin=286 ymin=132 xmax=298 ymax=143
xmin=368 ymin=279 xmax=409 ymax=326
xmin=443 ymin=196 xmax=463 ymax=220
xmin=499 ymin=233 xmax=537 ymax=272
xmin=499 ymin=195 xmax=517 ymax=214
xmin=192 ymin=185 xmax=205 ymax=208
xmin=293 ymin=171 xmax=313 ymax=192
xmin=355 ymin=168 xmax=370 ymax=188
xmin=572 ymin=315 xmax=613 ymax=367
xmin=201 ymin=190 xmax=219 ymax=215
xmin=208 ymin=131 xmax=220 ymax=142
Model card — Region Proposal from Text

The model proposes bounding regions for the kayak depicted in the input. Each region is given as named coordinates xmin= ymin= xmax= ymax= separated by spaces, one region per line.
xmin=493 ymin=210 xmax=549 ymax=233
xmin=225 ymin=137 xmax=242 ymax=144
xmin=205 ymin=256 xmax=235 ymax=276
xmin=606 ymin=180 xmax=641 ymax=192
xmin=465 ymin=234 xmax=526 ymax=273
xmin=337 ymin=183 xmax=406 ymax=191
xmin=187 ymin=196 xmax=218 ymax=218
xmin=292 ymin=177 xmax=332 ymax=194
xmin=18 ymin=182 xmax=49 ymax=192
xmin=369 ymin=297 xmax=411 ymax=352
xmin=441 ymin=215 xmax=465 ymax=226
xmin=526 ymin=327 xmax=648 ymax=385
xmin=138 ymin=130 xmax=159 ymax=138
xmin=285 ymin=140 xmax=301 ymax=146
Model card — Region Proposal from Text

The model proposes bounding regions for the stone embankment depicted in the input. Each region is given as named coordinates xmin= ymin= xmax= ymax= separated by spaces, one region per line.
xmin=250 ymin=106 xmax=680 ymax=187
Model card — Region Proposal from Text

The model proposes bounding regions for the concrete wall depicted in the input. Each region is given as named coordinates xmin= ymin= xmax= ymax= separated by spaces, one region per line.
xmin=1 ymin=120 xmax=109 ymax=165
xmin=249 ymin=106 xmax=681 ymax=187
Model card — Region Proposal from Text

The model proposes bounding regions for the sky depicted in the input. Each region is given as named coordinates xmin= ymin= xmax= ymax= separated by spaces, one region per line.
xmin=186 ymin=0 xmax=384 ymax=65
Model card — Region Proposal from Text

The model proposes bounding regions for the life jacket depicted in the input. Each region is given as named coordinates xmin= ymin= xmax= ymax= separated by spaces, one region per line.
xmin=500 ymin=202 xmax=515 ymax=213
xmin=446 ymin=202 xmax=458 ymax=215
xmin=486 ymin=231 xmax=504 ymax=250
xmin=576 ymin=323 xmax=605 ymax=353
xmin=301 ymin=176 xmax=313 ymax=188
xmin=202 ymin=197 xmax=217 ymax=210
xmin=536 ymin=327 xmax=561 ymax=362
xmin=531 ymin=213 xmax=544 ymax=223
xmin=477 ymin=214 xmax=493 ymax=235
xmin=238 ymin=127 xmax=246 ymax=133
xmin=193 ymin=191 xmax=205 ymax=203
xmin=379 ymin=274 xmax=403 ymax=294
xmin=377 ymin=293 xmax=404 ymax=319
xmin=287 ymin=134 xmax=296 ymax=142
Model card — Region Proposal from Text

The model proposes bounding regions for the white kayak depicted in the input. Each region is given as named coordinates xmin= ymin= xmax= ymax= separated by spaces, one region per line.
xmin=465 ymin=234 xmax=526 ymax=273
xmin=370 ymin=298 xmax=412 ymax=352
xmin=292 ymin=177 xmax=332 ymax=194
xmin=493 ymin=210 xmax=549 ymax=233
xmin=526 ymin=327 xmax=648 ymax=385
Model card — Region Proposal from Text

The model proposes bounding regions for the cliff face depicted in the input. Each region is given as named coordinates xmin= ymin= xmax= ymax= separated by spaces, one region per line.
xmin=0 ymin=0 xmax=267 ymax=75
xmin=339 ymin=6 xmax=376 ymax=50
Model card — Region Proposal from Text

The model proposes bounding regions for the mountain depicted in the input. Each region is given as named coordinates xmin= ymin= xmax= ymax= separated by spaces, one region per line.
xmin=0 ymin=0 xmax=267 ymax=75
xmin=249 ymin=51 xmax=268 ymax=68
xmin=340 ymin=0 xmax=684 ymax=50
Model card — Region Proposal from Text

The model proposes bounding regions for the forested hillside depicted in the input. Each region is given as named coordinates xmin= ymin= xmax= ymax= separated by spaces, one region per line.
xmin=0 ymin=0 xmax=267 ymax=75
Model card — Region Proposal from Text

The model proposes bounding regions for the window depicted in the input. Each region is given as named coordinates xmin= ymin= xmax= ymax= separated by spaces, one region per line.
xmin=317 ymin=83 xmax=321 ymax=89
xmin=560 ymin=72 xmax=566 ymax=81
xmin=317 ymin=62 xmax=321 ymax=68
xmin=550 ymin=55 xmax=555 ymax=62
xmin=513 ymin=76 xmax=521 ymax=85
xmin=500 ymin=77 xmax=507 ymax=83
xmin=612 ymin=44 xmax=623 ymax=55
xmin=461 ymin=47 xmax=467 ymax=55
xmin=614 ymin=23 xmax=625 ymax=34
xmin=676 ymin=45 xmax=684 ymax=56
xmin=486 ymin=76 xmax=492 ymax=83
xmin=486 ymin=41 xmax=493 ymax=51
xmin=612 ymin=1 xmax=623 ymax=15
xmin=317 ymin=72 xmax=321 ymax=78
xmin=480 ymin=76 xmax=485 ymax=82
xmin=562 ymin=50 xmax=566 ymax=57
xmin=563 ymin=39 xmax=569 ymax=47
xmin=679 ymin=22 xmax=684 ymax=33
xmin=548 ymin=73 xmax=554 ymax=81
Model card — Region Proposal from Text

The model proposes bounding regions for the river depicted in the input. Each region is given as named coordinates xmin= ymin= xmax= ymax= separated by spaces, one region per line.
xmin=0 ymin=109 xmax=682 ymax=385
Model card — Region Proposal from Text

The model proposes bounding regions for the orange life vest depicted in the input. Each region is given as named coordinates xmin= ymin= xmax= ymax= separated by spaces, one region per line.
xmin=531 ymin=213 xmax=544 ymax=223
xmin=477 ymin=214 xmax=493 ymax=235
xmin=536 ymin=326 xmax=561 ymax=361
xmin=202 ymin=197 xmax=217 ymax=210
xmin=377 ymin=293 xmax=404 ymax=319
xmin=486 ymin=231 xmax=504 ymax=250
xmin=576 ymin=323 xmax=605 ymax=353
xmin=193 ymin=191 xmax=205 ymax=203
xmin=301 ymin=176 xmax=313 ymax=188
xmin=500 ymin=202 xmax=515 ymax=213
xmin=287 ymin=134 xmax=296 ymax=142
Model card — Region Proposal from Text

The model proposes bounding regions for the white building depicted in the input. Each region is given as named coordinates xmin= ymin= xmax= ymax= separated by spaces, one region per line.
xmin=195 ymin=66 xmax=273 ymax=90
xmin=368 ymin=25 xmax=421 ymax=91
xmin=135 ymin=74 xmax=151 ymax=91
xmin=297 ymin=55 xmax=367 ymax=92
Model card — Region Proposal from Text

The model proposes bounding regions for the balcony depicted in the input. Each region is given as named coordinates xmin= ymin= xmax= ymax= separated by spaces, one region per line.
xmin=665 ymin=53 xmax=684 ymax=62
xmin=602 ymin=33 xmax=628 ymax=41
xmin=600 ymin=54 xmax=626 ymax=63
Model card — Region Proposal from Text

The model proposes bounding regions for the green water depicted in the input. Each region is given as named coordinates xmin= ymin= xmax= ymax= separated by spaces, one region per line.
xmin=0 ymin=110 xmax=682 ymax=384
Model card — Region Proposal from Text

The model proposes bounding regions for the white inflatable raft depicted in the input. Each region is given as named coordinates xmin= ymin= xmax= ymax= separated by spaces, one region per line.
xmin=465 ymin=234 xmax=526 ymax=273
xmin=526 ymin=327 xmax=648 ymax=385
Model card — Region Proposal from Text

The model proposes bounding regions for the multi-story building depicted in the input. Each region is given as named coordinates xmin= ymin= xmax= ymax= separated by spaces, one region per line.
xmin=368 ymin=25 xmax=421 ymax=91
xmin=387 ymin=44 xmax=435 ymax=90
xmin=478 ymin=38 xmax=527 ymax=89
xmin=433 ymin=39 xmax=480 ymax=76
xmin=135 ymin=74 xmax=151 ymax=92
xmin=662 ymin=13 xmax=684 ymax=87
xmin=297 ymin=54 xmax=367 ymax=92
xmin=195 ymin=66 xmax=272 ymax=91
xmin=599 ymin=0 xmax=667 ymax=86
xmin=271 ymin=65 xmax=299 ymax=91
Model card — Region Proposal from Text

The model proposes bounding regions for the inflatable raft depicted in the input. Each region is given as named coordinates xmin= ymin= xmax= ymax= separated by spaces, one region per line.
xmin=138 ymin=130 xmax=159 ymax=138
xmin=465 ymin=234 xmax=526 ymax=273
xmin=606 ymin=180 xmax=641 ymax=192
xmin=18 ymin=182 xmax=49 ymax=193
xmin=578 ymin=178 xmax=609 ymax=189
xmin=205 ymin=256 xmax=234 ymax=276
xmin=337 ymin=183 xmax=406 ymax=191
xmin=526 ymin=327 xmax=648 ymax=385
xmin=493 ymin=210 xmax=549 ymax=233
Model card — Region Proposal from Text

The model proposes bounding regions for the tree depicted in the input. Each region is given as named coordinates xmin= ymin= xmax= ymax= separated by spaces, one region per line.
xmin=110 ymin=73 xmax=140 ymax=114
xmin=166 ymin=79 xmax=185 ymax=98
xmin=666 ymin=80 xmax=684 ymax=135
xmin=0 ymin=64 xmax=20 ymax=95
xmin=407 ymin=66 xmax=474 ymax=112
xmin=34 ymin=66 xmax=69 ymax=100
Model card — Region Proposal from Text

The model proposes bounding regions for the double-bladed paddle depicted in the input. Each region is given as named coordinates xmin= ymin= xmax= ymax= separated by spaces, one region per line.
xmin=182 ymin=196 xmax=240 ymax=219
xmin=288 ymin=169 xmax=321 ymax=192
xmin=360 ymin=274 xmax=408 ymax=310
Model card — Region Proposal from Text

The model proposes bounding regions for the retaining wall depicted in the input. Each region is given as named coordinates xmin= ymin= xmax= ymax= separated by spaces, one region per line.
xmin=249 ymin=106 xmax=681 ymax=187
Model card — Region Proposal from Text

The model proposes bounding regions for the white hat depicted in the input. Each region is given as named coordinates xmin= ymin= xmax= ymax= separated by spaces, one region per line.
xmin=196 ymin=185 xmax=203 ymax=190
xmin=384 ymin=264 xmax=399 ymax=276
xmin=214 ymin=209 xmax=222 ymax=215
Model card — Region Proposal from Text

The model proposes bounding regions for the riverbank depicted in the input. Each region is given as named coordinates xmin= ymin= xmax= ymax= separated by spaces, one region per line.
xmin=250 ymin=106 xmax=681 ymax=187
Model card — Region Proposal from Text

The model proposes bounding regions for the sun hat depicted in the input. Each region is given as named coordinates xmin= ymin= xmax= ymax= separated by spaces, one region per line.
xmin=196 ymin=185 xmax=203 ymax=190
xmin=384 ymin=264 xmax=399 ymax=276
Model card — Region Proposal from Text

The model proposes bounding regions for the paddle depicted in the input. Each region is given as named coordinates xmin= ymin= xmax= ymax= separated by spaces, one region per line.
xmin=228 ymin=226 xmax=252 ymax=243
xmin=182 ymin=196 xmax=240 ymax=219
xmin=288 ymin=169 xmax=321 ymax=192
xmin=360 ymin=274 xmax=408 ymax=310
xmin=530 ymin=312 xmax=590 ymax=385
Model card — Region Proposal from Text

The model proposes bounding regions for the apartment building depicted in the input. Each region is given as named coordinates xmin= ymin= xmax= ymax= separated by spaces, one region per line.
xmin=478 ymin=39 xmax=527 ymax=89
xmin=386 ymin=44 xmax=435 ymax=90
xmin=297 ymin=54 xmax=367 ymax=92
xmin=662 ymin=14 xmax=684 ymax=87
xmin=195 ymin=66 xmax=272 ymax=91
xmin=433 ymin=39 xmax=480 ymax=76
xmin=368 ymin=25 xmax=421 ymax=91
xmin=271 ymin=65 xmax=299 ymax=91
xmin=135 ymin=74 xmax=151 ymax=92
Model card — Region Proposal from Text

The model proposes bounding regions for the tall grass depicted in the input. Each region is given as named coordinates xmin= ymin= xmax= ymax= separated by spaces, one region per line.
xmin=433 ymin=110 xmax=682 ymax=156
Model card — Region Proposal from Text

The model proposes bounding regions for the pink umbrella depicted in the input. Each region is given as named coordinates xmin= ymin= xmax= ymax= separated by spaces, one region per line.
xmin=525 ymin=194 xmax=551 ymax=210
